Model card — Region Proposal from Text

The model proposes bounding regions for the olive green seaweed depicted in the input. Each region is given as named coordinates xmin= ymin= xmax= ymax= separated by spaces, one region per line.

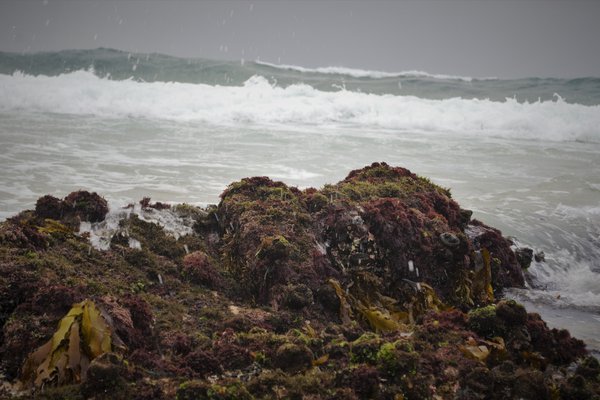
xmin=21 ymin=300 xmax=116 ymax=388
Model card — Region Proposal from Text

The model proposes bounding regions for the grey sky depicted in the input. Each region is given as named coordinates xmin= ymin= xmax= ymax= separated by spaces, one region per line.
xmin=1 ymin=0 xmax=599 ymax=78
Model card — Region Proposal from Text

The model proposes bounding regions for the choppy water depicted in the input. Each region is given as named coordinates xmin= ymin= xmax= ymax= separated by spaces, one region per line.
xmin=1 ymin=48 xmax=599 ymax=349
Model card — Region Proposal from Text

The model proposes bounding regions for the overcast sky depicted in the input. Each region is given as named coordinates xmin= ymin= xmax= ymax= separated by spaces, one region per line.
xmin=1 ymin=0 xmax=599 ymax=78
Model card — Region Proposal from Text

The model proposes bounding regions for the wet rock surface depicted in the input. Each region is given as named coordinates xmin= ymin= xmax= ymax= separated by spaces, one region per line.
xmin=0 ymin=162 xmax=597 ymax=399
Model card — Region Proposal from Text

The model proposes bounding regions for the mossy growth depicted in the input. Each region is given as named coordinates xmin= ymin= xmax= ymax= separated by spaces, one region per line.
xmin=273 ymin=343 xmax=314 ymax=373
xmin=495 ymin=299 xmax=527 ymax=326
xmin=320 ymin=162 xmax=451 ymax=204
xmin=22 ymin=384 xmax=84 ymax=400
xmin=376 ymin=341 xmax=418 ymax=377
xmin=282 ymin=283 xmax=314 ymax=310
xmin=221 ymin=176 xmax=301 ymax=204
xmin=172 ymin=203 xmax=207 ymax=220
xmin=245 ymin=369 xmax=334 ymax=399
xmin=303 ymin=189 xmax=329 ymax=212
xmin=37 ymin=219 xmax=75 ymax=240
xmin=255 ymin=235 xmax=294 ymax=261
xmin=177 ymin=380 xmax=253 ymax=400
xmin=467 ymin=304 xmax=506 ymax=338
xmin=350 ymin=333 xmax=383 ymax=364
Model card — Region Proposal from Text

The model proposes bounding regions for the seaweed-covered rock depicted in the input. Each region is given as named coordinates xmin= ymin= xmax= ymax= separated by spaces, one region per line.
xmin=560 ymin=374 xmax=595 ymax=400
xmin=0 ymin=212 xmax=49 ymax=249
xmin=177 ymin=380 xmax=252 ymax=400
xmin=273 ymin=343 xmax=314 ymax=373
xmin=214 ymin=341 xmax=254 ymax=370
xmin=82 ymin=352 xmax=128 ymax=398
xmin=183 ymin=349 xmax=222 ymax=377
xmin=512 ymin=370 xmax=551 ymax=400
xmin=468 ymin=304 xmax=506 ymax=338
xmin=317 ymin=162 xmax=509 ymax=319
xmin=466 ymin=220 xmax=525 ymax=290
xmin=376 ymin=341 xmax=419 ymax=377
xmin=139 ymin=197 xmax=171 ymax=210
xmin=515 ymin=247 xmax=534 ymax=270
xmin=33 ymin=190 xmax=109 ymax=228
xmin=496 ymin=299 xmax=528 ymax=326
xmin=0 ymin=164 xmax=596 ymax=400
xmin=347 ymin=365 xmax=380 ymax=398
xmin=577 ymin=356 xmax=600 ymax=381
xmin=182 ymin=250 xmax=221 ymax=288
xmin=35 ymin=195 xmax=63 ymax=220
xmin=526 ymin=312 xmax=587 ymax=365
xmin=218 ymin=176 xmax=329 ymax=303
xmin=62 ymin=190 xmax=109 ymax=223
xmin=282 ymin=283 xmax=314 ymax=309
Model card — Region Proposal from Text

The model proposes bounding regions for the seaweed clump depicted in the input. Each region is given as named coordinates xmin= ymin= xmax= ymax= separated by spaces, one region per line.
xmin=217 ymin=176 xmax=332 ymax=304
xmin=36 ymin=191 xmax=108 ymax=225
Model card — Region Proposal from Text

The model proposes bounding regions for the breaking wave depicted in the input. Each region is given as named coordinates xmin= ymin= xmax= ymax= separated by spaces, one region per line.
xmin=2 ymin=49 xmax=600 ymax=104
xmin=2 ymin=71 xmax=599 ymax=143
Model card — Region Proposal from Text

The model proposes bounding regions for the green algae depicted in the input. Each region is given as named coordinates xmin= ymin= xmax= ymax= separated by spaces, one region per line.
xmin=468 ymin=305 xmax=506 ymax=339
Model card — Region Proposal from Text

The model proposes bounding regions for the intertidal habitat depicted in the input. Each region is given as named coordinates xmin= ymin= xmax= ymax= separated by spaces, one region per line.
xmin=1 ymin=163 xmax=598 ymax=399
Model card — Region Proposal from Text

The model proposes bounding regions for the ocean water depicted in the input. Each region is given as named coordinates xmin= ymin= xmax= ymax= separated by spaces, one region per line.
xmin=1 ymin=48 xmax=599 ymax=350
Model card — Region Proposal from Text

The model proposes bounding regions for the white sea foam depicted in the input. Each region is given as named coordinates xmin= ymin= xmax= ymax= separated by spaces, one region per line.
xmin=1 ymin=71 xmax=600 ymax=143
xmin=79 ymin=203 xmax=197 ymax=251
xmin=552 ymin=203 xmax=600 ymax=218
xmin=255 ymin=60 xmax=491 ymax=81
xmin=519 ymin=248 xmax=600 ymax=308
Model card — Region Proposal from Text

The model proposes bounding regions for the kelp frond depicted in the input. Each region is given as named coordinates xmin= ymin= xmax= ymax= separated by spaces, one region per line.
xmin=21 ymin=300 xmax=119 ymax=388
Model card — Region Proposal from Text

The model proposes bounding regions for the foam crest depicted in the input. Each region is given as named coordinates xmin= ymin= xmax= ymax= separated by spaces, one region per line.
xmin=255 ymin=60 xmax=488 ymax=81
xmin=2 ymin=71 xmax=600 ymax=142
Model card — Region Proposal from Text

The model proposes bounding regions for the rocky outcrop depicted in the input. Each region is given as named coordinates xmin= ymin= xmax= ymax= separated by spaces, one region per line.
xmin=0 ymin=163 xmax=596 ymax=399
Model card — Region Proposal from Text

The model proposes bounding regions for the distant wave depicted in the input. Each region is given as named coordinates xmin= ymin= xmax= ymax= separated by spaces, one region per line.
xmin=2 ymin=71 xmax=600 ymax=143
xmin=2 ymin=49 xmax=600 ymax=105
xmin=255 ymin=60 xmax=494 ymax=81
